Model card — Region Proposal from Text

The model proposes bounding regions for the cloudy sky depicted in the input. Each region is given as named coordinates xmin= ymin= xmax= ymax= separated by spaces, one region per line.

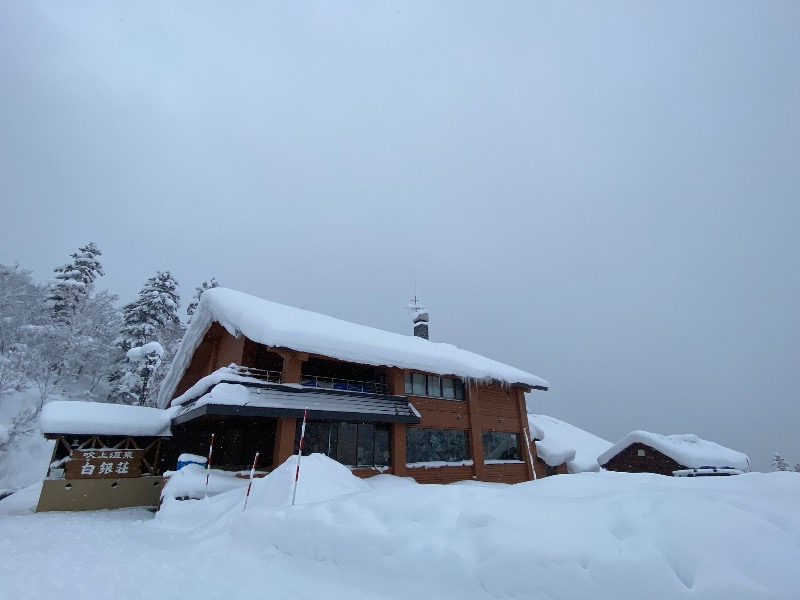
xmin=2 ymin=2 xmax=798 ymax=470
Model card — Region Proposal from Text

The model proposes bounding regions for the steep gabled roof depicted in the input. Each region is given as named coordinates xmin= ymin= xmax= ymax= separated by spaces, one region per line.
xmin=158 ymin=288 xmax=548 ymax=408
xmin=528 ymin=414 xmax=613 ymax=473
xmin=597 ymin=431 xmax=750 ymax=472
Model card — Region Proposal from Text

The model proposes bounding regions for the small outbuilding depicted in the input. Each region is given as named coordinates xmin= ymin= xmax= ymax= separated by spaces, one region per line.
xmin=597 ymin=431 xmax=750 ymax=476
xmin=36 ymin=401 xmax=172 ymax=512
xmin=528 ymin=414 xmax=613 ymax=476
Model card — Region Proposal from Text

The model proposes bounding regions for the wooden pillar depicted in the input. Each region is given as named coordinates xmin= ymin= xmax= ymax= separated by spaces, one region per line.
xmin=275 ymin=349 xmax=308 ymax=384
xmin=391 ymin=423 xmax=407 ymax=477
xmin=273 ymin=417 xmax=297 ymax=466
xmin=386 ymin=367 xmax=406 ymax=396
xmin=466 ymin=381 xmax=485 ymax=480
xmin=516 ymin=387 xmax=536 ymax=481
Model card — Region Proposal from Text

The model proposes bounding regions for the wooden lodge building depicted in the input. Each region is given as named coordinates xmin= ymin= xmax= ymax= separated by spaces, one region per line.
xmin=157 ymin=288 xmax=550 ymax=485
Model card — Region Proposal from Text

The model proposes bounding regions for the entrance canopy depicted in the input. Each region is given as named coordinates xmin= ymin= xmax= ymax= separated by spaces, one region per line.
xmin=172 ymin=382 xmax=421 ymax=426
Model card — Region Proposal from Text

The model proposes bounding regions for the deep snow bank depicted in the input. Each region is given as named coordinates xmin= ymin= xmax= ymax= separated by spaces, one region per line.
xmin=155 ymin=455 xmax=800 ymax=600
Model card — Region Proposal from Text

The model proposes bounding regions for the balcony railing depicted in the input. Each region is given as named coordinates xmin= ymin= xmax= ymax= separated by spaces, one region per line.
xmin=300 ymin=374 xmax=389 ymax=396
xmin=228 ymin=365 xmax=282 ymax=384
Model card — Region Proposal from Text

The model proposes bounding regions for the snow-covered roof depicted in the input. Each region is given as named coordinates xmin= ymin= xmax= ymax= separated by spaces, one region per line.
xmin=158 ymin=288 xmax=549 ymax=408
xmin=41 ymin=401 xmax=172 ymax=437
xmin=528 ymin=414 xmax=613 ymax=473
xmin=597 ymin=431 xmax=751 ymax=472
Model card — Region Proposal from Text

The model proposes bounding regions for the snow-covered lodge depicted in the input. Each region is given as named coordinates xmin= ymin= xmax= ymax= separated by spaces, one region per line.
xmin=156 ymin=288 xmax=549 ymax=485
xmin=598 ymin=431 xmax=750 ymax=476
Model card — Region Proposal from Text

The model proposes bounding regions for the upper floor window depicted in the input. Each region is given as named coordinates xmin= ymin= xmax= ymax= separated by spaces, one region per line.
xmin=404 ymin=372 xmax=465 ymax=400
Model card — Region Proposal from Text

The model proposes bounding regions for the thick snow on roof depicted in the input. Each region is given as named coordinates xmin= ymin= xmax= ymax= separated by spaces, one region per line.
xmin=528 ymin=414 xmax=613 ymax=473
xmin=597 ymin=431 xmax=751 ymax=472
xmin=158 ymin=288 xmax=548 ymax=408
xmin=40 ymin=401 xmax=172 ymax=437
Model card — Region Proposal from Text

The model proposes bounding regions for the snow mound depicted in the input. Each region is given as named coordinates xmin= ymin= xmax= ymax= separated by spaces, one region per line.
xmin=225 ymin=471 xmax=800 ymax=599
xmin=529 ymin=414 xmax=612 ymax=473
xmin=245 ymin=453 xmax=370 ymax=510
xmin=598 ymin=430 xmax=751 ymax=471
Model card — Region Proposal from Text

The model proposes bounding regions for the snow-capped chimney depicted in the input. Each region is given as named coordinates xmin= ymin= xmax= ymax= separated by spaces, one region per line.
xmin=407 ymin=296 xmax=429 ymax=340
xmin=413 ymin=311 xmax=429 ymax=340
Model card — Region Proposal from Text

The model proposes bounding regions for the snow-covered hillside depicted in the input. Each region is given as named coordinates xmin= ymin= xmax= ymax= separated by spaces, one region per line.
xmin=2 ymin=455 xmax=799 ymax=600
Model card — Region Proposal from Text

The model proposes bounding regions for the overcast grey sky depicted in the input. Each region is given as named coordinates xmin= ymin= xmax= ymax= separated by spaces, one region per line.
xmin=2 ymin=2 xmax=798 ymax=470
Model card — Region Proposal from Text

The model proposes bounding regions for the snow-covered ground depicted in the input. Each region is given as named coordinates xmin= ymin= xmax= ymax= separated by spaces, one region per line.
xmin=2 ymin=455 xmax=799 ymax=600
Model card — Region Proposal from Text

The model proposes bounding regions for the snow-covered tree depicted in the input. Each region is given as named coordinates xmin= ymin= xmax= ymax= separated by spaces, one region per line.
xmin=186 ymin=277 xmax=219 ymax=323
xmin=108 ymin=271 xmax=181 ymax=406
xmin=46 ymin=242 xmax=104 ymax=326
xmin=771 ymin=453 xmax=790 ymax=472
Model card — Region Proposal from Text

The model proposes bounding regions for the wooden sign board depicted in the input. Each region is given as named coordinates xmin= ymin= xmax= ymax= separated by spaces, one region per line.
xmin=65 ymin=449 xmax=144 ymax=479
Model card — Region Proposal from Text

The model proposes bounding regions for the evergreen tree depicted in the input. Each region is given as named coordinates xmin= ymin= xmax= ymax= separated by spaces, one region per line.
xmin=771 ymin=453 xmax=790 ymax=472
xmin=108 ymin=271 xmax=181 ymax=406
xmin=186 ymin=277 xmax=219 ymax=323
xmin=46 ymin=242 xmax=104 ymax=326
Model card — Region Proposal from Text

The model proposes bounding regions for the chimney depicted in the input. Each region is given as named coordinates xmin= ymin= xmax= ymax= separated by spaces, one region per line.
xmin=413 ymin=311 xmax=429 ymax=340
xmin=407 ymin=295 xmax=429 ymax=340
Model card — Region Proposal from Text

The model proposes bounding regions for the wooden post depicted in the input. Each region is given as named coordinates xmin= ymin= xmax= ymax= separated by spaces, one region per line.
xmin=391 ymin=423 xmax=407 ymax=477
xmin=466 ymin=381 xmax=486 ymax=481
xmin=273 ymin=417 xmax=298 ymax=466
xmin=274 ymin=350 xmax=308 ymax=384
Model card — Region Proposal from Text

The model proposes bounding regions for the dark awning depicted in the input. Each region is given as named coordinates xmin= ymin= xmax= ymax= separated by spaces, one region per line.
xmin=172 ymin=383 xmax=421 ymax=427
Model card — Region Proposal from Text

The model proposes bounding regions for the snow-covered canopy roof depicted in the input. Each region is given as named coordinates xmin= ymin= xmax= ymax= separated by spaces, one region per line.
xmin=528 ymin=414 xmax=613 ymax=473
xmin=597 ymin=431 xmax=750 ymax=472
xmin=158 ymin=288 xmax=548 ymax=408
xmin=41 ymin=401 xmax=173 ymax=437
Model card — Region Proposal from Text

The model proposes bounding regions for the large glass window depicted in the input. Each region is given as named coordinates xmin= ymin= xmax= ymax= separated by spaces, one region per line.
xmin=406 ymin=428 xmax=470 ymax=464
xmin=482 ymin=431 xmax=522 ymax=461
xmin=295 ymin=421 xmax=390 ymax=467
xmin=404 ymin=372 xmax=465 ymax=401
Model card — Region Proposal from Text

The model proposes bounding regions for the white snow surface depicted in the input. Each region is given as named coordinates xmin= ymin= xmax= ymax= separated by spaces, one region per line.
xmin=40 ymin=401 xmax=173 ymax=437
xmin=528 ymin=413 xmax=613 ymax=473
xmin=158 ymin=288 xmax=548 ymax=408
xmin=3 ymin=459 xmax=800 ymax=600
xmin=598 ymin=430 xmax=751 ymax=472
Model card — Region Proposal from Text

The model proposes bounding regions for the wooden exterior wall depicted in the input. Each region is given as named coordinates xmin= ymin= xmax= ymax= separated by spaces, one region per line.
xmin=170 ymin=332 xmax=541 ymax=486
xmin=601 ymin=443 xmax=685 ymax=476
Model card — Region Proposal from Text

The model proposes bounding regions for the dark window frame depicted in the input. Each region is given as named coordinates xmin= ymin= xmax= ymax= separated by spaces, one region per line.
xmin=406 ymin=428 xmax=470 ymax=464
xmin=482 ymin=431 xmax=523 ymax=462
xmin=295 ymin=420 xmax=391 ymax=468
xmin=404 ymin=372 xmax=465 ymax=401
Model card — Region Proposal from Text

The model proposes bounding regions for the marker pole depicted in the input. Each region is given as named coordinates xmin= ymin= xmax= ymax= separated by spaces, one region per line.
xmin=291 ymin=407 xmax=309 ymax=506
xmin=523 ymin=427 xmax=538 ymax=480
xmin=204 ymin=433 xmax=215 ymax=497
xmin=243 ymin=451 xmax=260 ymax=511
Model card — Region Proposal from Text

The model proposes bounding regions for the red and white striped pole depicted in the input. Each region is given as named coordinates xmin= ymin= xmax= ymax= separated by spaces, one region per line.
xmin=204 ymin=432 xmax=215 ymax=497
xmin=291 ymin=407 xmax=309 ymax=506
xmin=243 ymin=451 xmax=260 ymax=511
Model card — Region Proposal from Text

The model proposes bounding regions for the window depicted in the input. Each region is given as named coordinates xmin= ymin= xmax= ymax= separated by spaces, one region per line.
xmin=404 ymin=372 xmax=465 ymax=401
xmin=482 ymin=431 xmax=522 ymax=461
xmin=406 ymin=428 xmax=470 ymax=464
xmin=295 ymin=421 xmax=390 ymax=467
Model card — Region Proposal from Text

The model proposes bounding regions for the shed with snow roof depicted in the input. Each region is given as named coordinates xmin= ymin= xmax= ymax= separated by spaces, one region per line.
xmin=158 ymin=288 xmax=549 ymax=485
xmin=597 ymin=431 xmax=750 ymax=476
xmin=36 ymin=401 xmax=172 ymax=512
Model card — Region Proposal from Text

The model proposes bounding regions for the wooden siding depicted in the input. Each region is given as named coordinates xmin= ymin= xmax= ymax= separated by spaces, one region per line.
xmin=482 ymin=462 xmax=528 ymax=484
xmin=406 ymin=465 xmax=474 ymax=484
xmin=602 ymin=442 xmax=685 ymax=476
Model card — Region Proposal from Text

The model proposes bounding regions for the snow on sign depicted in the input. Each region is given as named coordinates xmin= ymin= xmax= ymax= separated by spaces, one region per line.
xmin=65 ymin=449 xmax=144 ymax=479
